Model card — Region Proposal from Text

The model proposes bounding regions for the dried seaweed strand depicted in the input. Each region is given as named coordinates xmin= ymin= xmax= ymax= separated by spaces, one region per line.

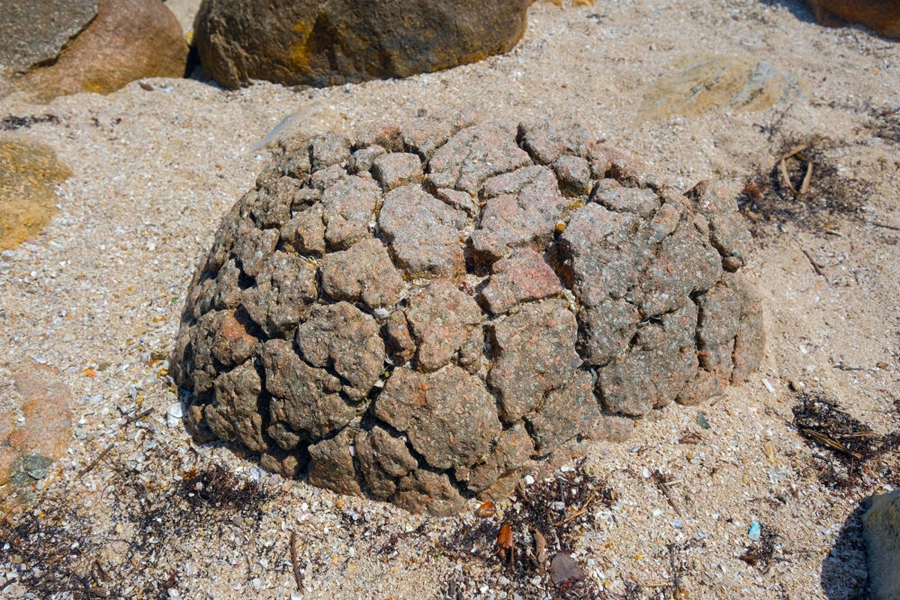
xmin=799 ymin=428 xmax=862 ymax=460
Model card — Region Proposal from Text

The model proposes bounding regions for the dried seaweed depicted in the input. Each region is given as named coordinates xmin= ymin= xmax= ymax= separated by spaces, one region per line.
xmin=437 ymin=460 xmax=616 ymax=598
xmin=792 ymin=390 xmax=900 ymax=490
xmin=867 ymin=106 xmax=900 ymax=144
xmin=739 ymin=527 xmax=780 ymax=573
xmin=736 ymin=137 xmax=872 ymax=235
xmin=0 ymin=114 xmax=60 ymax=131
xmin=0 ymin=433 xmax=271 ymax=598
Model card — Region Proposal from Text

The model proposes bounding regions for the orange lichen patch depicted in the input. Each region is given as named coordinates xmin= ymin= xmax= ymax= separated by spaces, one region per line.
xmin=0 ymin=135 xmax=71 ymax=252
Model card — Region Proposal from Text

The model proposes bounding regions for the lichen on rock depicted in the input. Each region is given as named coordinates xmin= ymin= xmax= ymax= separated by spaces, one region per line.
xmin=172 ymin=114 xmax=764 ymax=515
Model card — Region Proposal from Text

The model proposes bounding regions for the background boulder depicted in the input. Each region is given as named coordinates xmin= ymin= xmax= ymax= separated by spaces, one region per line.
xmin=193 ymin=0 xmax=532 ymax=89
xmin=863 ymin=488 xmax=900 ymax=600
xmin=805 ymin=0 xmax=900 ymax=39
xmin=3 ymin=0 xmax=188 ymax=101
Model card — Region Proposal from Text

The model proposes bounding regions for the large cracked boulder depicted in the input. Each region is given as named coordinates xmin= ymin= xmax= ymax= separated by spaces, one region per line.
xmin=172 ymin=114 xmax=764 ymax=514
xmin=193 ymin=0 xmax=532 ymax=89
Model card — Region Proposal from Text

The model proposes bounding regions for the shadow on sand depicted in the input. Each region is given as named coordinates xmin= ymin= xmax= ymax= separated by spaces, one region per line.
xmin=820 ymin=500 xmax=870 ymax=600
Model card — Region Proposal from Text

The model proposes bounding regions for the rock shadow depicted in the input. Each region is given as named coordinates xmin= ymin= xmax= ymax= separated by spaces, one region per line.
xmin=759 ymin=0 xmax=818 ymax=24
xmin=820 ymin=500 xmax=870 ymax=600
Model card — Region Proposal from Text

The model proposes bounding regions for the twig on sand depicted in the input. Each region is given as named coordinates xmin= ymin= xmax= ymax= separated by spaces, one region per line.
xmin=652 ymin=471 xmax=684 ymax=518
xmin=77 ymin=444 xmax=115 ymax=480
xmin=290 ymin=530 xmax=304 ymax=593
xmin=798 ymin=245 xmax=827 ymax=278
xmin=799 ymin=428 xmax=862 ymax=460
xmin=869 ymin=220 xmax=900 ymax=232
xmin=123 ymin=408 xmax=154 ymax=428
xmin=777 ymin=143 xmax=813 ymax=196
xmin=555 ymin=491 xmax=599 ymax=526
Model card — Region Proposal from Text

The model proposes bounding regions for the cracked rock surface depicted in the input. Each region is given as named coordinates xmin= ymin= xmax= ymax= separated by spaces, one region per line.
xmin=172 ymin=115 xmax=764 ymax=515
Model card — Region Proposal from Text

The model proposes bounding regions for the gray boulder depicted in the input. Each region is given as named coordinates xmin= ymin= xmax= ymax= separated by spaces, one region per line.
xmin=863 ymin=488 xmax=900 ymax=600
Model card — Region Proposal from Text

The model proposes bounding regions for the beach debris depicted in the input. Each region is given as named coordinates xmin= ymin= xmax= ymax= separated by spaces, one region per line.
xmin=740 ymin=526 xmax=780 ymax=572
xmin=696 ymin=413 xmax=711 ymax=430
xmin=476 ymin=501 xmax=497 ymax=518
xmin=497 ymin=523 xmax=514 ymax=567
xmin=747 ymin=521 xmax=762 ymax=541
xmin=792 ymin=390 xmax=900 ymax=489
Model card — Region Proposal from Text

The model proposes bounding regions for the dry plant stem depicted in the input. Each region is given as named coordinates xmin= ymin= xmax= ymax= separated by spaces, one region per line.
xmin=77 ymin=444 xmax=115 ymax=479
xmin=123 ymin=407 xmax=154 ymax=427
xmin=652 ymin=472 xmax=685 ymax=518
xmin=289 ymin=533 xmax=303 ymax=591
xmin=290 ymin=530 xmax=304 ymax=593
xmin=869 ymin=220 xmax=900 ymax=231
xmin=799 ymin=428 xmax=862 ymax=460
xmin=798 ymin=244 xmax=827 ymax=278
xmin=777 ymin=143 xmax=813 ymax=196
xmin=799 ymin=158 xmax=813 ymax=195
xmin=555 ymin=490 xmax=599 ymax=525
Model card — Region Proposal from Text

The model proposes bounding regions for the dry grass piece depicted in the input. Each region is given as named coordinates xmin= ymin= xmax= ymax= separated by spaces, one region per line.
xmin=736 ymin=136 xmax=872 ymax=235
xmin=792 ymin=390 xmax=900 ymax=490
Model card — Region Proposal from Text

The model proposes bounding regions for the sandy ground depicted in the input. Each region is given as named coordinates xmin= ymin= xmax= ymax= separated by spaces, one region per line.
xmin=1 ymin=0 xmax=899 ymax=598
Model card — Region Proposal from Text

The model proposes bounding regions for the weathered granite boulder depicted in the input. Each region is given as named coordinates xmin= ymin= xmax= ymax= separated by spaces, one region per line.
xmin=805 ymin=0 xmax=900 ymax=39
xmin=863 ymin=488 xmax=900 ymax=600
xmin=193 ymin=0 xmax=532 ymax=89
xmin=1 ymin=0 xmax=188 ymax=101
xmin=172 ymin=114 xmax=764 ymax=514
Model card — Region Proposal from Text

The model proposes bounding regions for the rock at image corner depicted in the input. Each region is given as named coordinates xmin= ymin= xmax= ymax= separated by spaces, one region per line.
xmin=170 ymin=114 xmax=765 ymax=514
